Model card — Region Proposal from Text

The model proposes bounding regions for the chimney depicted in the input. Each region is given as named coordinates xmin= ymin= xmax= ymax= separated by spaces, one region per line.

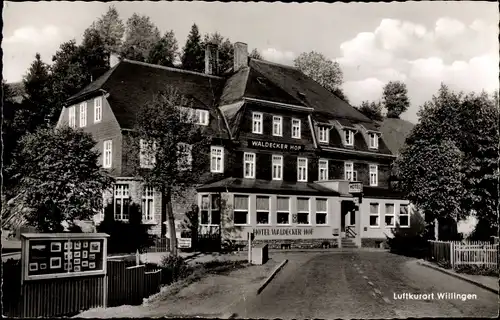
xmin=233 ymin=42 xmax=248 ymax=71
xmin=205 ymin=43 xmax=219 ymax=75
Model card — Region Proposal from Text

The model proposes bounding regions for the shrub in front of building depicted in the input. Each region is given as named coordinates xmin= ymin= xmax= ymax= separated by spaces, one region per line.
xmin=386 ymin=210 xmax=428 ymax=258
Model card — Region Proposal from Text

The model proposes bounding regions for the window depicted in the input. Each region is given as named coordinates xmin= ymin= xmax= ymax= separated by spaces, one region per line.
xmin=103 ymin=140 xmax=112 ymax=168
xmin=344 ymin=129 xmax=354 ymax=146
xmin=68 ymin=106 xmax=76 ymax=128
xmin=277 ymin=197 xmax=290 ymax=225
xmin=140 ymin=139 xmax=157 ymax=168
xmin=292 ymin=118 xmax=301 ymax=138
xmin=256 ymin=196 xmax=270 ymax=225
xmin=94 ymin=97 xmax=102 ymax=123
xmin=210 ymin=146 xmax=224 ymax=173
xmin=114 ymin=184 xmax=130 ymax=221
xmin=244 ymin=153 xmax=256 ymax=178
xmin=234 ymin=195 xmax=249 ymax=225
xmin=272 ymin=155 xmax=283 ymax=180
xmin=385 ymin=204 xmax=395 ymax=227
xmin=79 ymin=103 xmax=87 ymax=127
xmin=273 ymin=116 xmax=282 ymax=136
xmin=252 ymin=112 xmax=263 ymax=134
xmin=142 ymin=186 xmax=154 ymax=221
xmin=297 ymin=158 xmax=308 ymax=182
xmin=344 ymin=162 xmax=354 ymax=181
xmin=369 ymin=203 xmax=379 ymax=227
xmin=399 ymin=204 xmax=410 ymax=227
xmin=369 ymin=133 xmax=379 ymax=149
xmin=319 ymin=159 xmax=328 ymax=181
xmin=196 ymin=109 xmax=209 ymax=126
xmin=200 ymin=194 xmax=220 ymax=225
xmin=177 ymin=143 xmax=193 ymax=171
xmin=316 ymin=198 xmax=327 ymax=225
xmin=297 ymin=197 xmax=310 ymax=224
xmin=369 ymin=164 xmax=378 ymax=186
xmin=318 ymin=126 xmax=329 ymax=143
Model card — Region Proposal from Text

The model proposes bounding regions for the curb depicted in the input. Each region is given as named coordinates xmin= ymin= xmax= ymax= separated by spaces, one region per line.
xmin=184 ymin=252 xmax=204 ymax=262
xmin=256 ymin=259 xmax=288 ymax=295
xmin=221 ymin=313 xmax=237 ymax=319
xmin=417 ymin=260 xmax=499 ymax=294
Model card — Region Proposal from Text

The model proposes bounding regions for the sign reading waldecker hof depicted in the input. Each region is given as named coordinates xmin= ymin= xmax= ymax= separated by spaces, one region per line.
xmin=254 ymin=228 xmax=314 ymax=238
xmin=248 ymin=139 xmax=305 ymax=152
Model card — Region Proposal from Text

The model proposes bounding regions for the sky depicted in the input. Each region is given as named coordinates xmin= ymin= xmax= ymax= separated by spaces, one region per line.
xmin=3 ymin=1 xmax=498 ymax=123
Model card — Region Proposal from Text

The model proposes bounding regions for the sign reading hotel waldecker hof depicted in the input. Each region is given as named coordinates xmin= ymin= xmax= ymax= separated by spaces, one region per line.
xmin=248 ymin=139 xmax=305 ymax=152
xmin=254 ymin=228 xmax=314 ymax=237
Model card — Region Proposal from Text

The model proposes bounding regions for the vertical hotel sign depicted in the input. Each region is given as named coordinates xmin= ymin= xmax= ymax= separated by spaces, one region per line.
xmin=20 ymin=233 xmax=109 ymax=282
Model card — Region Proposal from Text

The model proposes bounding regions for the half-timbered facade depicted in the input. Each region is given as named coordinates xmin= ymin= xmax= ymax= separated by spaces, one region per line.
xmin=58 ymin=41 xmax=409 ymax=248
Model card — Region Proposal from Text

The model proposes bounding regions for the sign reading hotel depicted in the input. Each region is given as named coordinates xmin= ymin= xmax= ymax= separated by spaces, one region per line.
xmin=21 ymin=233 xmax=109 ymax=282
xmin=254 ymin=228 xmax=314 ymax=238
xmin=248 ymin=139 xmax=305 ymax=152
xmin=349 ymin=182 xmax=363 ymax=193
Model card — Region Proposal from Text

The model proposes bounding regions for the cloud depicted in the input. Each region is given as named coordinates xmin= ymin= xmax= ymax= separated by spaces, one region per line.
xmin=261 ymin=48 xmax=296 ymax=65
xmin=4 ymin=25 xmax=63 ymax=45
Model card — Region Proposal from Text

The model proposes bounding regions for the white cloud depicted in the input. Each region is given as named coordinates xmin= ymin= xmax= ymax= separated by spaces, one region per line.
xmin=5 ymin=25 xmax=63 ymax=45
xmin=261 ymin=48 xmax=296 ymax=65
xmin=343 ymin=78 xmax=385 ymax=106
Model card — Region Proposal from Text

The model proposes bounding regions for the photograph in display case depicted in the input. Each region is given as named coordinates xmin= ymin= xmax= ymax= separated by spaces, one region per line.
xmin=50 ymin=257 xmax=61 ymax=269
xmin=50 ymin=242 xmax=62 ymax=252
xmin=89 ymin=241 xmax=100 ymax=253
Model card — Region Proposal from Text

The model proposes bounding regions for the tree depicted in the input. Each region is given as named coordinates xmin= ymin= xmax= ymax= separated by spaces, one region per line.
xmin=81 ymin=27 xmax=110 ymax=81
xmin=356 ymin=100 xmax=383 ymax=121
xmin=387 ymin=209 xmax=428 ymax=258
xmin=394 ymin=84 xmax=499 ymax=239
xmin=181 ymin=24 xmax=204 ymax=72
xmin=147 ymin=30 xmax=179 ymax=67
xmin=201 ymin=32 xmax=234 ymax=74
xmin=121 ymin=13 xmax=161 ymax=62
xmin=12 ymin=126 xmax=113 ymax=232
xmin=294 ymin=51 xmax=344 ymax=94
xmin=249 ymin=48 xmax=263 ymax=60
xmin=382 ymin=81 xmax=410 ymax=118
xmin=91 ymin=5 xmax=125 ymax=55
xmin=131 ymin=87 xmax=212 ymax=256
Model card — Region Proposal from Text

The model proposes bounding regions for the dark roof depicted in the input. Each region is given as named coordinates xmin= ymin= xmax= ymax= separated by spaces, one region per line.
xmin=378 ymin=118 xmax=415 ymax=155
xmin=363 ymin=186 xmax=407 ymax=200
xmin=197 ymin=177 xmax=340 ymax=196
xmin=67 ymin=60 xmax=228 ymax=134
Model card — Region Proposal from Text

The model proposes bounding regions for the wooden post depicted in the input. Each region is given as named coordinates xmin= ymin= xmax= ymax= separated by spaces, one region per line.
xmin=248 ymin=232 xmax=253 ymax=263
xmin=136 ymin=249 xmax=140 ymax=266
xmin=450 ymin=242 xmax=454 ymax=268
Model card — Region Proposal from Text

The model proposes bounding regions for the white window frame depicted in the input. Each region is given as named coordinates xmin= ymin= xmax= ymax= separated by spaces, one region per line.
xmin=103 ymin=140 xmax=112 ymax=168
xmin=272 ymin=155 xmax=283 ymax=181
xmin=177 ymin=143 xmax=193 ymax=171
xmin=200 ymin=194 xmax=221 ymax=226
xmin=318 ymin=126 xmax=329 ymax=143
xmin=210 ymin=146 xmax=224 ymax=173
xmin=297 ymin=157 xmax=308 ymax=182
xmin=319 ymin=159 xmax=328 ymax=181
xmin=68 ymin=106 xmax=76 ymax=128
xmin=369 ymin=133 xmax=379 ymax=149
xmin=292 ymin=118 xmax=301 ymax=139
xmin=94 ymin=97 xmax=102 ymax=123
xmin=344 ymin=162 xmax=354 ymax=181
xmin=344 ymin=129 xmax=354 ymax=146
xmin=369 ymin=203 xmax=380 ymax=228
xmin=256 ymin=196 xmax=271 ymax=225
xmin=385 ymin=203 xmax=395 ymax=228
xmin=114 ymin=184 xmax=130 ymax=221
xmin=140 ymin=139 xmax=157 ymax=169
xmin=252 ymin=112 xmax=263 ymax=134
xmin=399 ymin=204 xmax=410 ymax=228
xmin=369 ymin=164 xmax=378 ymax=186
xmin=142 ymin=186 xmax=155 ymax=222
xmin=272 ymin=116 xmax=282 ymax=136
xmin=196 ymin=109 xmax=209 ymax=126
xmin=296 ymin=197 xmax=310 ymax=225
xmin=276 ymin=196 xmax=291 ymax=225
xmin=315 ymin=198 xmax=328 ymax=225
xmin=79 ymin=102 xmax=87 ymax=127
xmin=233 ymin=194 xmax=249 ymax=226
xmin=244 ymin=152 xmax=256 ymax=178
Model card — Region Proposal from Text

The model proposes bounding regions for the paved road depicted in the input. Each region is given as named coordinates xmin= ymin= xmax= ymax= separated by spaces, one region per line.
xmin=231 ymin=251 xmax=498 ymax=319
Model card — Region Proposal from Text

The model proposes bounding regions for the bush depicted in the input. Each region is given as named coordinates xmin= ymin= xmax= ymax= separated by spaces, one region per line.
xmin=159 ymin=255 xmax=191 ymax=284
xmin=387 ymin=209 xmax=429 ymax=258
xmin=454 ymin=264 xmax=499 ymax=277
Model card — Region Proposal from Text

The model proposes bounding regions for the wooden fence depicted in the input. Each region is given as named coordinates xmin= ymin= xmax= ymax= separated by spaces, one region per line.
xmin=2 ymin=259 xmax=163 ymax=318
xmin=428 ymin=240 xmax=499 ymax=269
xmin=142 ymin=238 xmax=169 ymax=253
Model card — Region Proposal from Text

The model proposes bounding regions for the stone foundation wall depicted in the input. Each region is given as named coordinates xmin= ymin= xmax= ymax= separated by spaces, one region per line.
xmin=361 ymin=238 xmax=389 ymax=249
xmin=227 ymin=238 xmax=339 ymax=250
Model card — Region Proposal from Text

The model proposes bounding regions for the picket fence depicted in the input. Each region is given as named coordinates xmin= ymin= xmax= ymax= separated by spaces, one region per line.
xmin=428 ymin=240 xmax=499 ymax=269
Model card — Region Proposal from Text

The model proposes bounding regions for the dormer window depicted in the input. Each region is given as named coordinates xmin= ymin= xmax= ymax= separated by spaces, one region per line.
xmin=344 ymin=130 xmax=354 ymax=146
xmin=318 ymin=126 xmax=329 ymax=143
xmin=369 ymin=133 xmax=379 ymax=149
xmin=252 ymin=112 xmax=263 ymax=134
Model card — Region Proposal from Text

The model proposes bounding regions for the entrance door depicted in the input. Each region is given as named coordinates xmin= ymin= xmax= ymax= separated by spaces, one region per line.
xmin=341 ymin=200 xmax=356 ymax=238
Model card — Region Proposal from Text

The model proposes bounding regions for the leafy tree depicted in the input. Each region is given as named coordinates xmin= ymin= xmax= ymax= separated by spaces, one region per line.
xmin=81 ymin=27 xmax=110 ymax=81
xmin=382 ymin=80 xmax=410 ymax=118
xmin=202 ymin=32 xmax=234 ymax=74
xmin=12 ymin=126 xmax=113 ymax=232
xmin=294 ymin=51 xmax=347 ymax=100
xmin=394 ymin=85 xmax=499 ymax=239
xmin=121 ymin=13 xmax=161 ymax=62
xmin=356 ymin=100 xmax=383 ymax=121
xmin=181 ymin=24 xmax=204 ymax=72
xmin=91 ymin=5 xmax=125 ymax=55
xmin=130 ymin=86 xmax=212 ymax=256
xmin=147 ymin=30 xmax=179 ymax=67
xmin=387 ymin=209 xmax=428 ymax=258
xmin=249 ymin=48 xmax=263 ymax=60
